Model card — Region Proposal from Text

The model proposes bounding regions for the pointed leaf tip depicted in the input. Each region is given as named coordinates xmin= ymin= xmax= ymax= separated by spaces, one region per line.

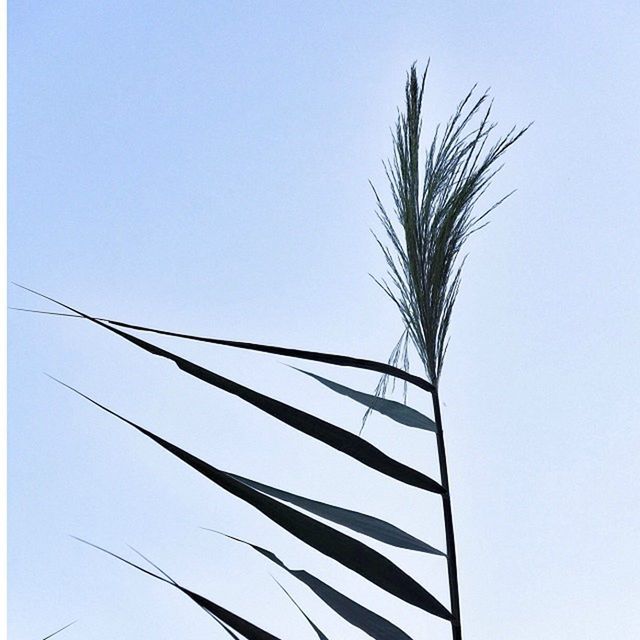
xmin=293 ymin=367 xmax=436 ymax=432
xmin=34 ymin=290 xmax=442 ymax=494
xmin=216 ymin=532 xmax=420 ymax=639
xmin=62 ymin=386 xmax=449 ymax=619
xmin=42 ymin=621 xmax=77 ymax=640
xmin=76 ymin=539 xmax=283 ymax=640
xmin=230 ymin=472 xmax=444 ymax=555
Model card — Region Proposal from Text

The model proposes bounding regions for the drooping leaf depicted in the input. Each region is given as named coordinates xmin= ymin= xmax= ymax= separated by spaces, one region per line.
xmin=127 ymin=547 xmax=244 ymax=640
xmin=184 ymin=589 xmax=282 ymax=640
xmin=24 ymin=287 xmax=441 ymax=494
xmin=58 ymin=380 xmax=450 ymax=620
xmin=291 ymin=367 xmax=436 ymax=432
xmin=42 ymin=621 xmax=77 ymax=640
xmin=213 ymin=619 xmax=244 ymax=640
xmin=211 ymin=532 xmax=415 ymax=640
xmin=273 ymin=580 xmax=330 ymax=640
xmin=74 ymin=538 xmax=283 ymax=640
xmin=230 ymin=473 xmax=444 ymax=556
xmin=12 ymin=304 xmax=434 ymax=393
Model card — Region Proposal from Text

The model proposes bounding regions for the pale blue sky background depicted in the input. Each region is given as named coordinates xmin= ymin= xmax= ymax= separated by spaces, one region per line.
xmin=9 ymin=2 xmax=639 ymax=639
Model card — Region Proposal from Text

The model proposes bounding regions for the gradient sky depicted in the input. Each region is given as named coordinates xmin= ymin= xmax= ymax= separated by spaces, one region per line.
xmin=9 ymin=2 xmax=640 ymax=639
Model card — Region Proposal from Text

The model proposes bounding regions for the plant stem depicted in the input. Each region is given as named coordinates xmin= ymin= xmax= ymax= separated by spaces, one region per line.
xmin=432 ymin=389 xmax=462 ymax=640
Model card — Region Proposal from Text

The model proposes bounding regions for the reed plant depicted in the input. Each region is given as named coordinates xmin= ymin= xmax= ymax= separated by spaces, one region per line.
xmin=20 ymin=63 xmax=527 ymax=640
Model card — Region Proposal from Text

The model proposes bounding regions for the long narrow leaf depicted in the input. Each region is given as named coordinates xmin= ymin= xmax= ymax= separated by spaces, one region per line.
xmin=230 ymin=473 xmax=444 ymax=556
xmin=212 ymin=532 xmax=415 ymax=640
xmin=213 ymin=619 xmax=244 ymax=640
xmin=12 ymin=304 xmax=434 ymax=392
xmin=42 ymin=621 xmax=77 ymax=640
xmin=24 ymin=287 xmax=441 ymax=494
xmin=292 ymin=367 xmax=436 ymax=432
xmin=273 ymin=580 xmax=329 ymax=640
xmin=184 ymin=589 xmax=282 ymax=640
xmin=74 ymin=538 xmax=282 ymax=640
xmin=128 ymin=547 xmax=244 ymax=640
xmin=58 ymin=380 xmax=450 ymax=620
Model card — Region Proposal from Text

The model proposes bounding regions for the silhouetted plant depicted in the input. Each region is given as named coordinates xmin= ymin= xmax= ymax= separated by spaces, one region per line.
xmin=20 ymin=63 xmax=527 ymax=640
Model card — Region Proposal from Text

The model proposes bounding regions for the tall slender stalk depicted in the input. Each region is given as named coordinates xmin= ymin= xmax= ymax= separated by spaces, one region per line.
xmin=375 ymin=64 xmax=528 ymax=640
xmin=432 ymin=389 xmax=462 ymax=640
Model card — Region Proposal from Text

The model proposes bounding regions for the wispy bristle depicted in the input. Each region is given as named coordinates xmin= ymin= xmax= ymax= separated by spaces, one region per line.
xmin=374 ymin=63 xmax=530 ymax=386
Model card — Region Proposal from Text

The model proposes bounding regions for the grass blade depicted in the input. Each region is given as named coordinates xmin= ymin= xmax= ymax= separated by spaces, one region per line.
xmin=41 ymin=621 xmax=77 ymax=640
xmin=11 ymin=304 xmax=434 ymax=393
xmin=212 ymin=618 xmax=244 ymax=640
xmin=181 ymin=588 xmax=282 ymax=640
xmin=23 ymin=287 xmax=441 ymax=494
xmin=56 ymin=380 xmax=450 ymax=620
xmin=212 ymin=617 xmax=245 ymax=640
xmin=74 ymin=538 xmax=282 ymax=640
xmin=230 ymin=473 xmax=444 ymax=555
xmin=273 ymin=579 xmax=329 ymax=640
xmin=292 ymin=367 xmax=436 ymax=432
xmin=211 ymin=532 xmax=415 ymax=640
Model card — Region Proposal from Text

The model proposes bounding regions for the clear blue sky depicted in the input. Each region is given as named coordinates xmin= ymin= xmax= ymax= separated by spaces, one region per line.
xmin=9 ymin=2 xmax=639 ymax=639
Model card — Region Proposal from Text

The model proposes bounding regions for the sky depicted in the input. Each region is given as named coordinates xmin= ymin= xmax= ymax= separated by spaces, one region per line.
xmin=8 ymin=2 xmax=640 ymax=639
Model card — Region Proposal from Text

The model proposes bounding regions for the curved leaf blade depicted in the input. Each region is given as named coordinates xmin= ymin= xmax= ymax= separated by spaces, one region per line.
xmin=75 ymin=539 xmax=282 ymax=640
xmin=213 ymin=532 xmax=415 ymax=640
xmin=212 ymin=619 xmax=244 ymax=640
xmin=12 ymin=302 xmax=434 ymax=393
xmin=274 ymin=580 xmax=330 ymax=640
xmin=58 ymin=381 xmax=450 ymax=620
xmin=26 ymin=288 xmax=441 ymax=494
xmin=182 ymin=588 xmax=282 ymax=640
xmin=127 ymin=547 xmax=246 ymax=640
xmin=292 ymin=367 xmax=436 ymax=432
xmin=230 ymin=473 xmax=444 ymax=556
